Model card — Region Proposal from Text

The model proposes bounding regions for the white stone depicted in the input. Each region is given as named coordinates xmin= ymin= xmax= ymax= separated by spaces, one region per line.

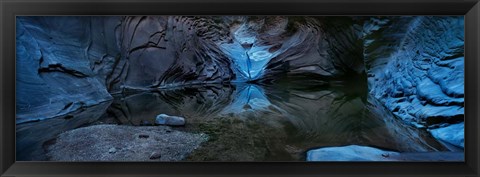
xmin=155 ymin=114 xmax=185 ymax=126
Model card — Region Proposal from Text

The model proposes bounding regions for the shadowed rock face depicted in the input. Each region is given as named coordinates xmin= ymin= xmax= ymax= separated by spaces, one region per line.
xmin=111 ymin=16 xmax=234 ymax=91
xmin=364 ymin=16 xmax=464 ymax=128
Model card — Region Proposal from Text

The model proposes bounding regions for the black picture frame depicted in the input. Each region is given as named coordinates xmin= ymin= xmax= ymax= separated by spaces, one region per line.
xmin=1 ymin=0 xmax=479 ymax=176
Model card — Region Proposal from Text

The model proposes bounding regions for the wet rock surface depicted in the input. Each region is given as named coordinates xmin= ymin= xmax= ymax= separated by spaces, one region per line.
xmin=45 ymin=124 xmax=208 ymax=161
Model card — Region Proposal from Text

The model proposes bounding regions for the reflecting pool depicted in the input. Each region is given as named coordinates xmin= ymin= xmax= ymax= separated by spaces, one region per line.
xmin=16 ymin=81 xmax=449 ymax=161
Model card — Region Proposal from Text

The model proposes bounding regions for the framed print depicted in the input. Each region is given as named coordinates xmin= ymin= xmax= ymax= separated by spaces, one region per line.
xmin=1 ymin=0 xmax=479 ymax=176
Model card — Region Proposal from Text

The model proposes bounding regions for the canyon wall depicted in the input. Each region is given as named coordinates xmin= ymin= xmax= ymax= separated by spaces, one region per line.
xmin=16 ymin=17 xmax=120 ymax=123
xmin=364 ymin=16 xmax=464 ymax=147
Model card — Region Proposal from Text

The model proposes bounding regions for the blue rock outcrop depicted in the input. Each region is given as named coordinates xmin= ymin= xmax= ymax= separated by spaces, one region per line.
xmin=16 ymin=17 xmax=119 ymax=123
xmin=429 ymin=122 xmax=464 ymax=148
xmin=306 ymin=145 xmax=463 ymax=161
xmin=364 ymin=16 xmax=464 ymax=129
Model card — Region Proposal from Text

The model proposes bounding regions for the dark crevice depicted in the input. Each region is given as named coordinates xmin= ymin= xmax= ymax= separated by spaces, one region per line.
xmin=38 ymin=64 xmax=88 ymax=78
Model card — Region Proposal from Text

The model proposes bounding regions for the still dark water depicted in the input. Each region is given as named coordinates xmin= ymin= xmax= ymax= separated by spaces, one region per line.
xmin=16 ymin=81 xmax=446 ymax=161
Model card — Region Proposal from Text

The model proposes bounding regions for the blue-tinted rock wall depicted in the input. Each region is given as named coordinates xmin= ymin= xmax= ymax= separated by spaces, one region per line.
xmin=363 ymin=16 xmax=464 ymax=148
xmin=16 ymin=17 xmax=120 ymax=123
xmin=364 ymin=16 xmax=464 ymax=128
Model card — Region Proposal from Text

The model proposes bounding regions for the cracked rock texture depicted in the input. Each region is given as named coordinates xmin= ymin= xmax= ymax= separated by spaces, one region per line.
xmin=364 ymin=16 xmax=464 ymax=128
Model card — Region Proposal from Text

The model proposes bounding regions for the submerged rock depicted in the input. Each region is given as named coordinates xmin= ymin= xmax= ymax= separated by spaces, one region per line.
xmin=155 ymin=114 xmax=186 ymax=126
xmin=46 ymin=124 xmax=208 ymax=161
xmin=429 ymin=122 xmax=464 ymax=148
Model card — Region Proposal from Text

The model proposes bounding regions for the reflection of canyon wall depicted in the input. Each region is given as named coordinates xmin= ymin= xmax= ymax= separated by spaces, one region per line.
xmin=106 ymin=84 xmax=447 ymax=153
xmin=16 ymin=101 xmax=111 ymax=160
xmin=107 ymin=84 xmax=234 ymax=125
xmin=364 ymin=17 xmax=464 ymax=129
xmin=264 ymin=86 xmax=446 ymax=152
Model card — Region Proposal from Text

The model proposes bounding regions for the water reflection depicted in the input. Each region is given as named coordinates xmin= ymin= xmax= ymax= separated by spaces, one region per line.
xmin=221 ymin=84 xmax=277 ymax=114
xmin=103 ymin=83 xmax=446 ymax=160
xmin=16 ymin=101 xmax=112 ymax=160
xmin=105 ymin=84 xmax=235 ymax=125
xmin=16 ymin=82 xmax=447 ymax=161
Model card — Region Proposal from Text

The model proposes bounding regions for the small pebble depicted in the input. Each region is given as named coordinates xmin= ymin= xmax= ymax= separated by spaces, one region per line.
xmin=108 ymin=147 xmax=116 ymax=154
xmin=138 ymin=134 xmax=149 ymax=139
xmin=149 ymin=152 xmax=162 ymax=160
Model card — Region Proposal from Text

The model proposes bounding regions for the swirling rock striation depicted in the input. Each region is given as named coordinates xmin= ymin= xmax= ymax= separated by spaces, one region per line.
xmin=364 ymin=16 xmax=464 ymax=129
xmin=110 ymin=16 xmax=234 ymax=92
xmin=16 ymin=17 xmax=120 ymax=123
